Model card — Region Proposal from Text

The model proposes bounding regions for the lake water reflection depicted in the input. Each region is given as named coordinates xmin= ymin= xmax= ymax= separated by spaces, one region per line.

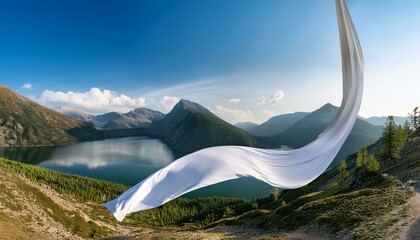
xmin=44 ymin=137 xmax=174 ymax=169
xmin=0 ymin=137 xmax=272 ymax=199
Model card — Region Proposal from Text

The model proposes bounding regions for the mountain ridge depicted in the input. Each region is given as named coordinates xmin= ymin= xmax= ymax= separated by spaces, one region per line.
xmin=148 ymin=99 xmax=258 ymax=153
xmin=234 ymin=122 xmax=259 ymax=131
xmin=56 ymin=106 xmax=165 ymax=129
xmin=249 ymin=111 xmax=309 ymax=137
xmin=271 ymin=103 xmax=382 ymax=168
xmin=362 ymin=116 xmax=409 ymax=126
xmin=0 ymin=86 xmax=103 ymax=146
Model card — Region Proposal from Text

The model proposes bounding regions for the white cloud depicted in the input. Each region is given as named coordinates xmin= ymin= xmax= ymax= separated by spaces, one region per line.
xmin=270 ymin=89 xmax=285 ymax=105
xmin=22 ymin=83 xmax=32 ymax=89
xmin=159 ymin=96 xmax=180 ymax=111
xmin=145 ymin=78 xmax=227 ymax=102
xmin=38 ymin=87 xmax=145 ymax=113
xmin=229 ymin=98 xmax=240 ymax=104
xmin=213 ymin=105 xmax=254 ymax=123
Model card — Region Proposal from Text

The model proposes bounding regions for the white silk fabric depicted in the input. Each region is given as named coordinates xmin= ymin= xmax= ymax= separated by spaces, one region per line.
xmin=105 ymin=0 xmax=363 ymax=221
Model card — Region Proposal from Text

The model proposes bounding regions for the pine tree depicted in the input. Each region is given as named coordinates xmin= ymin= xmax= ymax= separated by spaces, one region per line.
xmin=382 ymin=116 xmax=408 ymax=159
xmin=403 ymin=120 xmax=412 ymax=134
xmin=409 ymin=107 xmax=420 ymax=135
xmin=355 ymin=147 xmax=380 ymax=174
xmin=356 ymin=146 xmax=368 ymax=169
xmin=367 ymin=155 xmax=380 ymax=173
xmin=337 ymin=160 xmax=350 ymax=186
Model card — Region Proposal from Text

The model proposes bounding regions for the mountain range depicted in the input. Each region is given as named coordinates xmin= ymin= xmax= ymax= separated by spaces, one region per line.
xmin=56 ymin=107 xmax=165 ymax=129
xmin=236 ymin=103 xmax=382 ymax=167
xmin=0 ymin=85 xmax=384 ymax=168
xmin=234 ymin=122 xmax=259 ymax=132
xmin=271 ymin=103 xmax=382 ymax=167
xmin=243 ymin=112 xmax=309 ymax=137
xmin=361 ymin=116 xmax=409 ymax=126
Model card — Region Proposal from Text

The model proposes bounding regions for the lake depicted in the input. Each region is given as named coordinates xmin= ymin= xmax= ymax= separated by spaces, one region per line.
xmin=0 ymin=137 xmax=273 ymax=199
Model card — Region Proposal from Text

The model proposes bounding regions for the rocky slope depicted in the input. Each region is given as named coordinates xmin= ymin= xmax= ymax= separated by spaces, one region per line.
xmin=0 ymin=86 xmax=103 ymax=146
xmin=54 ymin=107 xmax=95 ymax=123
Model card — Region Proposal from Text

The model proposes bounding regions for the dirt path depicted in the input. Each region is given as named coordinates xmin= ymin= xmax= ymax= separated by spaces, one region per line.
xmin=211 ymin=225 xmax=334 ymax=240
xmin=383 ymin=188 xmax=420 ymax=240
xmin=405 ymin=191 xmax=420 ymax=240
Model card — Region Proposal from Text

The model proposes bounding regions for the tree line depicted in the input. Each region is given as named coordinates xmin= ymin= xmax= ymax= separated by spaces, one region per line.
xmin=0 ymin=158 xmax=253 ymax=227
xmin=337 ymin=106 xmax=419 ymax=187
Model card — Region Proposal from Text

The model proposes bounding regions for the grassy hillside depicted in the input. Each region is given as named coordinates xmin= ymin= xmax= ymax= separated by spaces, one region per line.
xmin=222 ymin=183 xmax=414 ymax=239
xmin=383 ymin=137 xmax=420 ymax=180
xmin=0 ymin=85 xmax=104 ymax=146
xmin=276 ymin=136 xmax=419 ymax=205
xmin=0 ymin=158 xmax=254 ymax=238
xmin=209 ymin=134 xmax=420 ymax=239
xmin=0 ymin=136 xmax=418 ymax=239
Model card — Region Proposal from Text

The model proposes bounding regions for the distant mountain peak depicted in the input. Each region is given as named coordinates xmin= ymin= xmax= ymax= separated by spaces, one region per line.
xmin=54 ymin=106 xmax=92 ymax=115
xmin=56 ymin=105 xmax=165 ymax=129
xmin=148 ymin=99 xmax=222 ymax=139
xmin=148 ymin=99 xmax=257 ymax=153
xmin=312 ymin=103 xmax=339 ymax=119
xmin=319 ymin=102 xmax=336 ymax=110
xmin=0 ymin=85 xmax=17 ymax=94
xmin=132 ymin=107 xmax=147 ymax=112
xmin=131 ymin=107 xmax=162 ymax=114
xmin=176 ymin=99 xmax=201 ymax=110
xmin=171 ymin=99 xmax=217 ymax=118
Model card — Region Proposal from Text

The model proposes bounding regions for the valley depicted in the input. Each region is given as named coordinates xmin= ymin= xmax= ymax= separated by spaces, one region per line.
xmin=1 ymin=85 xmax=384 ymax=168
xmin=0 ymin=134 xmax=418 ymax=239
xmin=0 ymin=84 xmax=418 ymax=239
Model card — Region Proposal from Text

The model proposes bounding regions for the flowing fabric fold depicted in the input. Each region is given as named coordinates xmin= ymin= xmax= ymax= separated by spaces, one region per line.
xmin=105 ymin=0 xmax=364 ymax=222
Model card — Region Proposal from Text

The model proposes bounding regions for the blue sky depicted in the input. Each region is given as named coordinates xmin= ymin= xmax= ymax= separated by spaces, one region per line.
xmin=1 ymin=0 xmax=419 ymax=123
